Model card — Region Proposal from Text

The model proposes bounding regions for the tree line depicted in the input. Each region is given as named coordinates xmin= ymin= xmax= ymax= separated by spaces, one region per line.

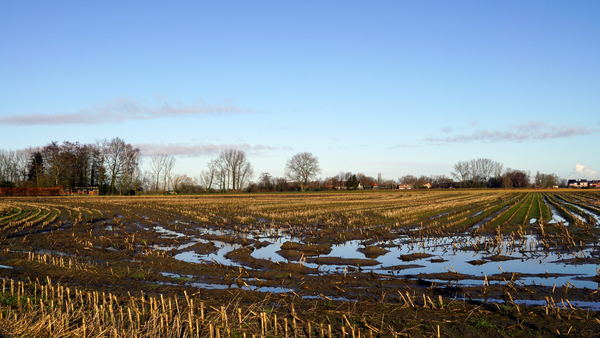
xmin=0 ymin=138 xmax=140 ymax=195
xmin=450 ymin=158 xmax=564 ymax=188
xmin=0 ymin=139 xmax=258 ymax=195
xmin=0 ymin=140 xmax=565 ymax=195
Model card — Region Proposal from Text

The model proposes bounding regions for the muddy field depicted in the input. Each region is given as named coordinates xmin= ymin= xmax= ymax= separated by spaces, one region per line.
xmin=1 ymin=190 xmax=600 ymax=337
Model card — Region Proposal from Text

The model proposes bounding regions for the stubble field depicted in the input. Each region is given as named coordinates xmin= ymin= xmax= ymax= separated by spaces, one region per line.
xmin=0 ymin=189 xmax=599 ymax=337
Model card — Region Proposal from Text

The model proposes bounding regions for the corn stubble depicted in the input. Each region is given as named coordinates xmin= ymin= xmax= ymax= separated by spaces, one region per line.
xmin=1 ymin=189 xmax=600 ymax=336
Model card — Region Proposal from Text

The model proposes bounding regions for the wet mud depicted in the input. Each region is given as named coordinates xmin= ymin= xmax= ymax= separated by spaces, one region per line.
xmin=1 ymin=192 xmax=600 ymax=336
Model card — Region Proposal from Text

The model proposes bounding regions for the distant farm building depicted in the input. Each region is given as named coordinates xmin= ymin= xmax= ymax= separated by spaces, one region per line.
xmin=62 ymin=187 xmax=99 ymax=196
xmin=568 ymin=179 xmax=597 ymax=188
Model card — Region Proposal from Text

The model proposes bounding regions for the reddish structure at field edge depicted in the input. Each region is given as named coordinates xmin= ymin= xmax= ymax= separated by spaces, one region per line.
xmin=0 ymin=187 xmax=100 ymax=197
xmin=0 ymin=187 xmax=63 ymax=197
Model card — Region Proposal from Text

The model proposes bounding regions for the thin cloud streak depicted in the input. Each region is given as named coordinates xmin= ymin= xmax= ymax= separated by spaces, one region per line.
xmin=135 ymin=142 xmax=289 ymax=157
xmin=424 ymin=121 xmax=597 ymax=144
xmin=0 ymin=95 xmax=257 ymax=126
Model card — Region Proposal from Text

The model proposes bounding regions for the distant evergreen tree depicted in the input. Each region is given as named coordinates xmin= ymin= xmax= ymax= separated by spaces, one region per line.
xmin=27 ymin=151 xmax=44 ymax=187
xmin=347 ymin=174 xmax=359 ymax=190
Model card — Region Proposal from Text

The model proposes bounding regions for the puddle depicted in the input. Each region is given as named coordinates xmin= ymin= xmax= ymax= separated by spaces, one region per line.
xmin=199 ymin=228 xmax=238 ymax=237
xmin=544 ymin=197 xmax=569 ymax=225
xmin=247 ymin=235 xmax=600 ymax=289
xmin=77 ymin=199 xmax=600 ymax=299
xmin=171 ymin=230 xmax=600 ymax=298
xmin=154 ymin=225 xmax=186 ymax=238
xmin=0 ymin=265 xmax=13 ymax=269
xmin=463 ymin=297 xmax=600 ymax=310
xmin=161 ymin=271 xmax=192 ymax=279
xmin=469 ymin=206 xmax=509 ymax=233
xmin=36 ymin=249 xmax=71 ymax=256
xmin=155 ymin=240 xmax=198 ymax=251
xmin=160 ymin=271 xmax=309 ymax=295
xmin=560 ymin=199 xmax=600 ymax=225
xmin=431 ymin=212 xmax=450 ymax=220
xmin=303 ymin=294 xmax=352 ymax=302
xmin=174 ymin=241 xmax=243 ymax=267
xmin=469 ymin=211 xmax=484 ymax=218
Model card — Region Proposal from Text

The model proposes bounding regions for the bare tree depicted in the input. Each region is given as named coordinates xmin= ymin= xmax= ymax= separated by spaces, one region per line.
xmin=200 ymin=159 xmax=220 ymax=192
xmin=176 ymin=174 xmax=197 ymax=194
xmin=359 ymin=174 xmax=376 ymax=188
xmin=149 ymin=154 xmax=175 ymax=192
xmin=218 ymin=149 xmax=252 ymax=190
xmin=150 ymin=154 xmax=168 ymax=193
xmin=336 ymin=172 xmax=346 ymax=189
xmin=104 ymin=137 xmax=128 ymax=195
xmin=468 ymin=158 xmax=496 ymax=187
xmin=140 ymin=170 xmax=153 ymax=192
xmin=503 ymin=176 xmax=513 ymax=188
xmin=216 ymin=159 xmax=229 ymax=192
xmin=469 ymin=159 xmax=481 ymax=187
xmin=274 ymin=177 xmax=289 ymax=192
xmin=117 ymin=145 xmax=140 ymax=194
xmin=285 ymin=152 xmax=322 ymax=192
xmin=399 ymin=174 xmax=418 ymax=185
xmin=42 ymin=141 xmax=66 ymax=187
xmin=258 ymin=172 xmax=273 ymax=190
xmin=237 ymin=160 xmax=254 ymax=190
xmin=455 ymin=158 xmax=504 ymax=188
xmin=504 ymin=168 xmax=531 ymax=188
xmin=534 ymin=171 xmax=559 ymax=188
xmin=164 ymin=156 xmax=176 ymax=192
xmin=479 ymin=158 xmax=495 ymax=186
xmin=0 ymin=150 xmax=15 ymax=186
xmin=0 ymin=150 xmax=21 ymax=185
xmin=207 ymin=149 xmax=254 ymax=191
xmin=94 ymin=139 xmax=109 ymax=193
xmin=354 ymin=172 xmax=365 ymax=183
xmin=431 ymin=174 xmax=452 ymax=188
xmin=171 ymin=173 xmax=187 ymax=193
xmin=451 ymin=160 xmax=471 ymax=187
xmin=14 ymin=149 xmax=31 ymax=187
xmin=492 ymin=161 xmax=504 ymax=183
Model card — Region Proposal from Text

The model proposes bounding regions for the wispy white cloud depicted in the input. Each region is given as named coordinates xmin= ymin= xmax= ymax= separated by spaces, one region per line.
xmin=0 ymin=94 xmax=257 ymax=126
xmin=135 ymin=142 xmax=289 ymax=157
xmin=424 ymin=121 xmax=597 ymax=144
xmin=568 ymin=164 xmax=600 ymax=180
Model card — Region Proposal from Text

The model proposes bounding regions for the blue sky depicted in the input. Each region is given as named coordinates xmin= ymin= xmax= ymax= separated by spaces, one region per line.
xmin=1 ymin=1 xmax=599 ymax=180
